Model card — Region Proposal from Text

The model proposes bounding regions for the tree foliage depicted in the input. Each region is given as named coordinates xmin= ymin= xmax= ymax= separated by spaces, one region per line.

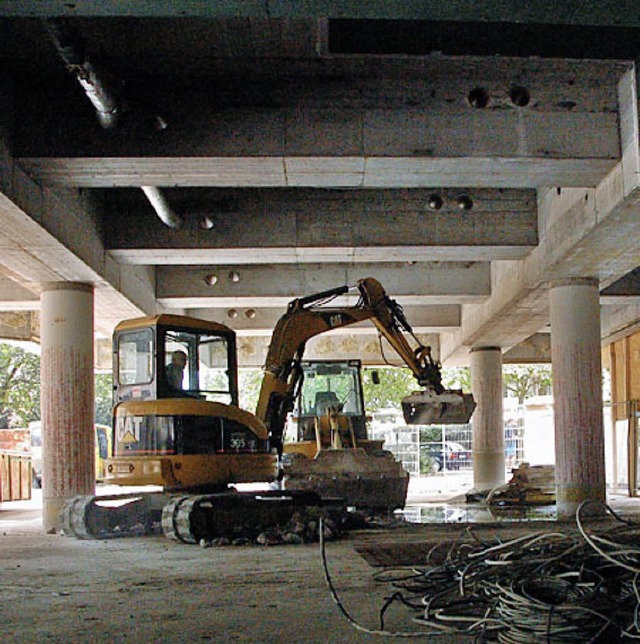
xmin=362 ymin=367 xmax=416 ymax=412
xmin=94 ymin=373 xmax=113 ymax=425
xmin=441 ymin=366 xmax=471 ymax=391
xmin=238 ymin=368 xmax=264 ymax=412
xmin=0 ymin=343 xmax=41 ymax=428
xmin=503 ymin=365 xmax=552 ymax=404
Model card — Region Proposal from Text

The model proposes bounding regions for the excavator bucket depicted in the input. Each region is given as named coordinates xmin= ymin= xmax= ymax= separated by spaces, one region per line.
xmin=401 ymin=389 xmax=476 ymax=425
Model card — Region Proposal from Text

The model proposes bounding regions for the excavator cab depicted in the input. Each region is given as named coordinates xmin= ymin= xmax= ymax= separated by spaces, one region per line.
xmin=114 ymin=315 xmax=238 ymax=405
xmin=104 ymin=315 xmax=274 ymax=489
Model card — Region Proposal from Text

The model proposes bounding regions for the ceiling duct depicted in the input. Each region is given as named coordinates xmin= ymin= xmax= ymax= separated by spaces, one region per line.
xmin=44 ymin=19 xmax=119 ymax=129
xmin=141 ymin=186 xmax=184 ymax=230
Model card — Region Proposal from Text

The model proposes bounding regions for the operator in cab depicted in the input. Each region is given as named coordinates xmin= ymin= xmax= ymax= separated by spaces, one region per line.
xmin=166 ymin=350 xmax=187 ymax=391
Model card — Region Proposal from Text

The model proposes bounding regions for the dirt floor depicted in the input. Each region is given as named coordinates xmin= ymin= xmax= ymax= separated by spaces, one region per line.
xmin=3 ymin=491 xmax=640 ymax=643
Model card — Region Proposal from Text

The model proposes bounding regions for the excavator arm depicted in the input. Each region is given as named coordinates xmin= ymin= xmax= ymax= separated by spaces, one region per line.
xmin=255 ymin=277 xmax=475 ymax=455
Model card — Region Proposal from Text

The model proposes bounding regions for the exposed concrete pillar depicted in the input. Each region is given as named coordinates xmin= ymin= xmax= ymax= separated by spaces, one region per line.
xmin=470 ymin=347 xmax=505 ymax=492
xmin=40 ymin=282 xmax=95 ymax=533
xmin=549 ymin=278 xmax=605 ymax=518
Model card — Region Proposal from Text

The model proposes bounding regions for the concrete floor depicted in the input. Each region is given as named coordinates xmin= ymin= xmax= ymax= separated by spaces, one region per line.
xmin=3 ymin=490 xmax=640 ymax=643
xmin=0 ymin=491 xmax=466 ymax=643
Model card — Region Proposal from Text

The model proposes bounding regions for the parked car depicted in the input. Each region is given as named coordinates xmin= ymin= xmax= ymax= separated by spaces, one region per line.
xmin=421 ymin=441 xmax=471 ymax=473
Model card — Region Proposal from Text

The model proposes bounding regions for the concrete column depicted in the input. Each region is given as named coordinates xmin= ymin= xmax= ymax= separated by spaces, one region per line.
xmin=470 ymin=347 xmax=505 ymax=492
xmin=40 ymin=282 xmax=95 ymax=533
xmin=550 ymin=278 xmax=605 ymax=518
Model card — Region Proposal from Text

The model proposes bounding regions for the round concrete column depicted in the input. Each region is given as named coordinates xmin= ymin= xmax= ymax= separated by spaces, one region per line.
xmin=470 ymin=347 xmax=505 ymax=492
xmin=550 ymin=278 xmax=605 ymax=518
xmin=40 ymin=282 xmax=95 ymax=533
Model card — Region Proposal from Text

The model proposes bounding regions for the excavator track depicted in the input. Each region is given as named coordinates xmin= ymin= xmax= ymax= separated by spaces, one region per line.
xmin=160 ymin=490 xmax=327 ymax=544
xmin=60 ymin=492 xmax=170 ymax=539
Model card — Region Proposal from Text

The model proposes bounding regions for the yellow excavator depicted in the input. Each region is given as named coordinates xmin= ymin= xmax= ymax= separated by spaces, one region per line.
xmin=61 ymin=278 xmax=475 ymax=542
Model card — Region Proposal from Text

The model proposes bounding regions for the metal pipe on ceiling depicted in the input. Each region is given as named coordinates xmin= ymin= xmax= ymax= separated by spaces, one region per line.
xmin=141 ymin=186 xmax=184 ymax=230
xmin=44 ymin=19 xmax=119 ymax=129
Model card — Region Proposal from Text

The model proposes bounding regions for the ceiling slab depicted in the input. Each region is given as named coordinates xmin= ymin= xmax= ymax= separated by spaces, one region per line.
xmin=3 ymin=1 xmax=639 ymax=27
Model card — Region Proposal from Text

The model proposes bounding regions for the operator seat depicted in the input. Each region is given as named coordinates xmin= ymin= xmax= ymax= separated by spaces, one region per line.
xmin=315 ymin=391 xmax=340 ymax=416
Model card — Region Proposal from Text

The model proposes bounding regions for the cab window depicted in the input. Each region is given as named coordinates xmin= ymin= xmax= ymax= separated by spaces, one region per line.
xmin=164 ymin=330 xmax=232 ymax=404
xmin=118 ymin=329 xmax=154 ymax=385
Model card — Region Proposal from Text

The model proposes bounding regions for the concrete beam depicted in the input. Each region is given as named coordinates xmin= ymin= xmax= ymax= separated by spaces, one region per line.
xmin=190 ymin=304 xmax=460 ymax=336
xmin=0 ymin=139 xmax=159 ymax=335
xmin=0 ymin=274 xmax=39 ymax=310
xmin=236 ymin=332 xmax=440 ymax=368
xmin=441 ymin=66 xmax=640 ymax=363
xmin=156 ymin=262 xmax=490 ymax=308
xmin=0 ymin=311 xmax=39 ymax=342
xmin=15 ymin=58 xmax=625 ymax=189
xmin=3 ymin=1 xmax=640 ymax=26
xmin=503 ymin=333 xmax=551 ymax=364
xmin=107 ymin=188 xmax=536 ymax=265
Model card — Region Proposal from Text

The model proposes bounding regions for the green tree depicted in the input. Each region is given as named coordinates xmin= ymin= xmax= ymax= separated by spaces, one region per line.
xmin=441 ymin=366 xmax=471 ymax=391
xmin=503 ymin=365 xmax=552 ymax=404
xmin=0 ymin=343 xmax=40 ymax=427
xmin=238 ymin=368 xmax=264 ymax=412
xmin=362 ymin=367 xmax=416 ymax=412
xmin=94 ymin=373 xmax=113 ymax=425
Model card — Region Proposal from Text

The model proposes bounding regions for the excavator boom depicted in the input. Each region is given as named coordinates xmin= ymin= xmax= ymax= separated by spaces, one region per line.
xmin=256 ymin=277 xmax=476 ymax=456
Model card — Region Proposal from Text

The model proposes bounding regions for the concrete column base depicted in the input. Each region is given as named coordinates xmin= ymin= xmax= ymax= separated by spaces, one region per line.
xmin=472 ymin=450 xmax=506 ymax=492
xmin=556 ymin=482 xmax=607 ymax=519
xmin=43 ymin=496 xmax=68 ymax=534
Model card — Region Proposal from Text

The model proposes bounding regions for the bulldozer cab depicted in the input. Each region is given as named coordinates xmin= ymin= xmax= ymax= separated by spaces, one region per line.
xmin=113 ymin=315 xmax=239 ymax=405
xmin=288 ymin=360 xmax=368 ymax=444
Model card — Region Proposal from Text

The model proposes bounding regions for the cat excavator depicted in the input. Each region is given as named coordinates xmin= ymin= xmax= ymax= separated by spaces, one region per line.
xmin=60 ymin=277 xmax=474 ymax=542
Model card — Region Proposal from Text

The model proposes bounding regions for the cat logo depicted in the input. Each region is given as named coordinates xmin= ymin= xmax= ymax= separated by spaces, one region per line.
xmin=116 ymin=416 xmax=143 ymax=444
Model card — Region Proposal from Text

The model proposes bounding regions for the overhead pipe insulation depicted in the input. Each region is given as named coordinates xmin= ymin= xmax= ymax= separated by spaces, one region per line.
xmin=141 ymin=186 xmax=184 ymax=230
xmin=44 ymin=19 xmax=119 ymax=129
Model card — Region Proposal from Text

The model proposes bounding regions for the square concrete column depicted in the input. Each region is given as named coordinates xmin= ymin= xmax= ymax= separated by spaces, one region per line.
xmin=549 ymin=278 xmax=605 ymax=518
xmin=470 ymin=347 xmax=505 ymax=492
xmin=40 ymin=282 xmax=95 ymax=533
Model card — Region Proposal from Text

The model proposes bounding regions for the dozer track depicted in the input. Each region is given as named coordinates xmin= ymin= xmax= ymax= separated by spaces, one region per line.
xmin=61 ymin=489 xmax=328 ymax=543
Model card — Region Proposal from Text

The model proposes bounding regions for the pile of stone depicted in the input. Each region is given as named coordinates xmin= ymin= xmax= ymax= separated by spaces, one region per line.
xmin=198 ymin=507 xmax=343 ymax=548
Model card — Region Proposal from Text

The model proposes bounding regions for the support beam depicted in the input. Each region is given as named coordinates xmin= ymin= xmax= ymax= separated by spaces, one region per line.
xmin=191 ymin=304 xmax=460 ymax=335
xmin=107 ymin=188 xmax=537 ymax=265
xmin=470 ymin=347 xmax=505 ymax=492
xmin=40 ymin=282 xmax=95 ymax=533
xmin=503 ymin=333 xmax=551 ymax=364
xmin=442 ymin=63 xmax=640 ymax=363
xmin=16 ymin=58 xmax=624 ymax=189
xmin=236 ymin=332 xmax=439 ymax=368
xmin=0 ymin=137 xmax=158 ymax=334
xmin=550 ymin=278 xmax=606 ymax=518
xmin=157 ymin=263 xmax=490 ymax=308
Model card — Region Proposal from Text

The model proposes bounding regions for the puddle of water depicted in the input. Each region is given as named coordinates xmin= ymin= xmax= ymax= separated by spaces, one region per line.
xmin=397 ymin=503 xmax=556 ymax=524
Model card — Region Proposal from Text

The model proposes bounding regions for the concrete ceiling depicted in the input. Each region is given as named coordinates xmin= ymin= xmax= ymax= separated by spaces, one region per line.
xmin=0 ymin=6 xmax=639 ymax=365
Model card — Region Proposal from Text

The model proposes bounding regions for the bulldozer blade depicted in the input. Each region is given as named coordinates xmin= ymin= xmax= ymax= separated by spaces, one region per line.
xmin=402 ymin=390 xmax=476 ymax=425
xmin=283 ymin=449 xmax=409 ymax=511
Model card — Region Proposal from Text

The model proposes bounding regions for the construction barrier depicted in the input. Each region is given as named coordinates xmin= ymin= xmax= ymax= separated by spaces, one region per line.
xmin=0 ymin=452 xmax=32 ymax=501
